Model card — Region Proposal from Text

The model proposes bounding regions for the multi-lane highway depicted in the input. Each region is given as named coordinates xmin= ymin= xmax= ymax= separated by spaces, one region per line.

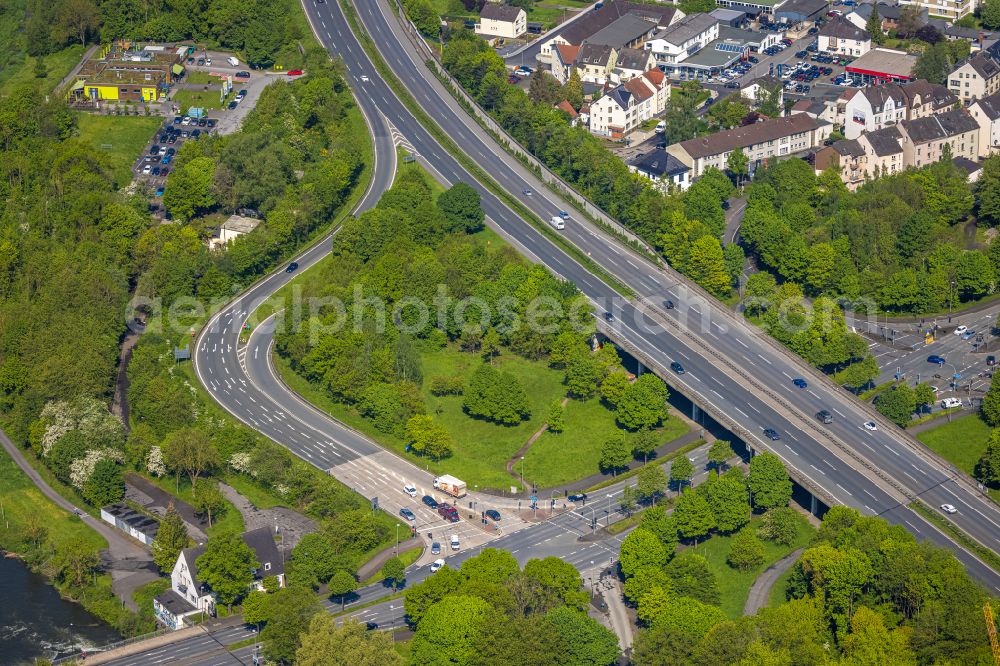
xmin=285 ymin=0 xmax=1000 ymax=589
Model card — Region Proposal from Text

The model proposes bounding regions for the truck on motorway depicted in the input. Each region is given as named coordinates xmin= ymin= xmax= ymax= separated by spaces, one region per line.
xmin=549 ymin=216 xmax=565 ymax=230
xmin=433 ymin=475 xmax=467 ymax=498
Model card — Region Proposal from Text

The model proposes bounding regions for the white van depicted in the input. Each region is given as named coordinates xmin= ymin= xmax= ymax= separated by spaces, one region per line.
xmin=654 ymin=121 xmax=665 ymax=133
xmin=227 ymin=56 xmax=240 ymax=67
xmin=449 ymin=534 xmax=460 ymax=551
xmin=941 ymin=397 xmax=962 ymax=409
xmin=549 ymin=216 xmax=565 ymax=230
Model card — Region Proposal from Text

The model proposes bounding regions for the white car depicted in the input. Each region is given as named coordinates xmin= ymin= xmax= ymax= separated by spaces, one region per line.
xmin=430 ymin=558 xmax=446 ymax=572
xmin=182 ymin=116 xmax=191 ymax=125
xmin=954 ymin=325 xmax=968 ymax=336
xmin=450 ymin=534 xmax=460 ymax=551
xmin=360 ymin=74 xmax=369 ymax=82
xmin=940 ymin=503 xmax=958 ymax=514
xmin=142 ymin=164 xmax=152 ymax=175
xmin=403 ymin=484 xmax=417 ymax=498
xmin=863 ymin=421 xmax=878 ymax=431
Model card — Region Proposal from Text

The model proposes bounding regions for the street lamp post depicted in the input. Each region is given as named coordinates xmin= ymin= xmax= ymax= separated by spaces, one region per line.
xmin=605 ymin=493 xmax=613 ymax=527
xmin=395 ymin=523 xmax=401 ymax=555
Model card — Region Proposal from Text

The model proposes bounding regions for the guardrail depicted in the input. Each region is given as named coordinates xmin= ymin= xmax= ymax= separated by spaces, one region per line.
xmin=54 ymin=627 xmax=176 ymax=664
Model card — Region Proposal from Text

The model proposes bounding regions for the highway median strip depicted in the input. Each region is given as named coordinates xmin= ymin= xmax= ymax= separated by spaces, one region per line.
xmin=339 ymin=0 xmax=634 ymax=300
xmin=910 ymin=499 xmax=1000 ymax=575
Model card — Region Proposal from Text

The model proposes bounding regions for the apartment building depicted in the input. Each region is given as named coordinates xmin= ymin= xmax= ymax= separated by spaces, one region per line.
xmin=814 ymin=139 xmax=868 ymax=190
xmin=899 ymin=79 xmax=958 ymax=119
xmin=969 ymin=91 xmax=1000 ymax=156
xmin=817 ymin=17 xmax=872 ymax=57
xmin=948 ymin=49 xmax=1000 ymax=102
xmin=643 ymin=13 xmax=720 ymax=65
xmin=899 ymin=108 xmax=980 ymax=167
xmin=476 ymin=4 xmax=527 ymax=39
xmin=897 ymin=0 xmax=978 ymax=21
xmin=842 ymin=85 xmax=906 ymax=139
xmin=588 ymin=69 xmax=669 ymax=137
xmin=668 ymin=114 xmax=830 ymax=178
xmin=616 ymin=48 xmax=658 ymax=81
xmin=576 ymin=43 xmax=618 ymax=83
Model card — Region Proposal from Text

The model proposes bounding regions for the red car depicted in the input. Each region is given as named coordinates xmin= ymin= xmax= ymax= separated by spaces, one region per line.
xmin=286 ymin=69 xmax=303 ymax=76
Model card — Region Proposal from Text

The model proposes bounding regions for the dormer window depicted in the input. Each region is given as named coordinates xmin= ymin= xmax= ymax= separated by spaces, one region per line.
xmin=264 ymin=562 xmax=272 ymax=571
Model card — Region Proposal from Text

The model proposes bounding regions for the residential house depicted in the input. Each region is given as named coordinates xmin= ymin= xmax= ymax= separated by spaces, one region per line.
xmin=969 ymin=91 xmax=1000 ymax=156
xmin=814 ymin=139 xmax=869 ymax=190
xmin=643 ymin=13 xmax=720 ymax=65
xmin=857 ymin=125 xmax=907 ymax=178
xmin=948 ymin=50 xmax=1000 ymax=103
xmin=817 ymin=17 xmax=872 ymax=58
xmin=153 ymin=527 xmax=286 ymax=631
xmin=588 ymin=70 xmax=668 ymax=137
xmin=667 ymin=114 xmax=830 ymax=179
xmin=539 ymin=1 xmax=681 ymax=63
xmin=897 ymin=0 xmax=977 ymax=21
xmin=953 ymin=156 xmax=984 ymax=182
xmin=576 ymin=43 xmax=618 ymax=84
xmin=551 ymin=44 xmax=581 ymax=84
xmin=615 ymin=47 xmax=657 ymax=82
xmin=842 ymin=84 xmax=906 ymax=140
xmin=740 ymin=76 xmax=784 ymax=114
xmin=628 ymin=148 xmax=692 ymax=191
xmin=476 ymin=4 xmax=527 ymax=39
xmin=555 ymin=100 xmax=580 ymax=126
xmin=899 ymin=79 xmax=958 ymax=119
xmin=899 ymin=108 xmax=980 ymax=168
xmin=846 ymin=4 xmax=927 ymax=34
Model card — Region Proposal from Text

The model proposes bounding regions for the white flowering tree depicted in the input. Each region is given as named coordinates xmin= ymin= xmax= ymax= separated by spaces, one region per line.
xmin=147 ymin=446 xmax=167 ymax=477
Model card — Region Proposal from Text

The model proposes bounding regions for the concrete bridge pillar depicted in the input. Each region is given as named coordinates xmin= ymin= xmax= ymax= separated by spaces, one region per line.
xmin=810 ymin=494 xmax=818 ymax=516
xmin=692 ymin=403 xmax=701 ymax=423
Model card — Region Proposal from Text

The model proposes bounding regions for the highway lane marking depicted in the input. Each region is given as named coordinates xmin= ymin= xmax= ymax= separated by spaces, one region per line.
xmin=757 ymin=354 xmax=772 ymax=365
xmin=834 ymin=408 xmax=846 ymax=418
xmin=711 ymin=389 xmax=723 ymax=400
xmin=781 ymin=371 xmax=791 ymax=379
xmin=835 ymin=483 xmax=851 ymax=496
xmin=863 ymin=488 xmax=878 ymax=500
xmin=910 ymin=463 xmax=925 ymax=475
xmin=822 ymin=459 xmax=837 ymax=470
xmin=747 ymin=403 xmax=760 ymax=413
xmin=736 ymin=338 xmax=748 ymax=348
xmin=735 ymin=407 xmax=749 ymax=418
xmin=903 ymin=471 xmax=918 ymax=484
xmin=864 ymin=505 xmax=874 ymax=513
xmin=810 ymin=464 xmax=825 ymax=475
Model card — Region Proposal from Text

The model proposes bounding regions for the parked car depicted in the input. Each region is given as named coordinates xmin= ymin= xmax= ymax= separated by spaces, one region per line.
xmin=162 ymin=155 xmax=172 ymax=165
xmin=988 ymin=355 xmax=996 ymax=366
xmin=228 ymin=101 xmax=238 ymax=110
xmin=206 ymin=119 xmax=217 ymax=128
xmin=156 ymin=186 xmax=164 ymax=196
xmin=151 ymin=166 xmax=161 ymax=176
xmin=287 ymin=69 xmax=303 ymax=76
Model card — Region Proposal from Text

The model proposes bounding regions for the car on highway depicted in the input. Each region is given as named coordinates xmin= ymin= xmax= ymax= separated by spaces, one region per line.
xmin=954 ymin=325 xmax=968 ymax=336
xmin=399 ymin=507 xmax=416 ymax=521
xmin=365 ymin=622 xmax=379 ymax=631
xmin=422 ymin=495 xmax=438 ymax=509
xmin=817 ymin=410 xmax=833 ymax=424
xmin=559 ymin=210 xmax=569 ymax=219
xmin=485 ymin=509 xmax=501 ymax=521
xmin=431 ymin=541 xmax=441 ymax=555
xmin=603 ymin=311 xmax=614 ymax=322
xmin=286 ymin=262 xmax=299 ymax=273
xmin=664 ymin=299 xmax=674 ymax=309
xmin=863 ymin=421 xmax=878 ymax=431
xmin=941 ymin=503 xmax=958 ymax=514
xmin=670 ymin=361 xmax=684 ymax=374
xmin=962 ymin=330 xmax=976 ymax=340
xmin=989 ymin=356 xmax=996 ymax=366
xmin=792 ymin=377 xmax=807 ymax=388
xmin=403 ymin=484 xmax=417 ymax=497
xmin=568 ymin=493 xmax=588 ymax=503
xmin=522 ymin=188 xmax=532 ymax=196
xmin=927 ymin=355 xmax=946 ymax=365
xmin=763 ymin=427 xmax=780 ymax=440
xmin=430 ymin=558 xmax=446 ymax=572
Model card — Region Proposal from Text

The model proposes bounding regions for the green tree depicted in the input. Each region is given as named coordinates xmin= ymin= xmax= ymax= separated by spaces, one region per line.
xmin=464 ymin=364 xmax=531 ymax=425
xmin=914 ymin=383 xmax=936 ymax=414
xmin=673 ymin=488 xmax=716 ymax=544
xmin=631 ymin=429 xmax=658 ymax=463
xmin=260 ymin=585 xmax=323 ymax=665
xmin=470 ymin=615 xmax=567 ymax=666
xmin=410 ymin=594 xmax=494 ymax=666
xmin=328 ymin=569 xmax=359 ymax=611
xmin=874 ymin=385 xmax=917 ymax=427
xmin=842 ymin=606 xmax=918 ymax=666
xmin=565 ymin=350 xmax=601 ymax=398
xmin=600 ymin=371 xmax=631 ymax=407
xmin=665 ymin=552 xmax=721 ymax=606
xmin=563 ymin=68 xmax=584 ymax=110
xmin=82 ymin=457 xmax=124 ymax=507
xmin=975 ymin=428 xmax=1000 ymax=486
xmin=546 ymin=606 xmax=620 ymax=666
xmin=523 ymin=556 xmax=590 ymax=612
xmin=162 ymin=427 xmax=219 ymax=494
xmin=757 ymin=507 xmax=800 ymax=546
xmin=866 ymin=4 xmax=885 ymax=44
xmin=705 ymin=474 xmax=750 ymax=533
xmin=913 ymin=42 xmax=951 ymax=85
xmin=616 ymin=373 xmax=669 ymax=430
xmin=708 ymin=440 xmax=734 ymax=471
xmin=241 ymin=589 xmax=270 ymax=629
xmin=976 ymin=155 xmax=1000 ymax=225
xmin=547 ymin=399 xmax=565 ymax=433
xmin=56 ymin=537 xmax=101 ymax=589
xmin=403 ymin=0 xmax=440 ymax=36
xmin=839 ymin=356 xmax=879 ymax=393
xmin=652 ymin=595 xmax=726 ymax=641
xmin=382 ymin=555 xmax=406 ymax=590
xmin=728 ymin=148 xmax=749 ymax=186
xmin=152 ymin=504 xmax=190 ymax=573
xmin=983 ymin=374 xmax=1000 ymax=426
xmin=296 ymin=616 xmax=403 ymax=666
xmin=670 ymin=456 xmax=694 ymax=492
xmin=195 ymin=532 xmax=259 ymax=609
xmin=688 ymin=236 xmax=732 ymax=298
xmin=163 ymin=155 xmax=216 ymax=221
xmin=190 ymin=480 xmax=226 ymax=527
xmin=723 ymin=243 xmax=745 ymax=287
xmin=664 ymin=81 xmax=707 ymax=143
xmin=620 ymin=485 xmax=638 ymax=516
xmin=984 ymin=0 xmax=1000 ymax=29
xmin=437 ymin=182 xmax=484 ymax=233
xmin=619 ymin=527 xmax=668 ymax=577
xmin=748 ymin=452 xmax=792 ymax=511
xmin=599 ymin=434 xmax=631 ymax=476
xmin=290 ymin=533 xmax=341 ymax=589
xmin=757 ymin=83 xmax=783 ymax=118
xmin=404 ymin=414 xmax=454 ymax=460
xmin=727 ymin=527 xmax=766 ymax=571
xmin=637 ymin=464 xmax=668 ymax=502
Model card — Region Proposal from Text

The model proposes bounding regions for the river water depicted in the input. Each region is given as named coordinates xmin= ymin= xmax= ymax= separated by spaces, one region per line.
xmin=0 ymin=556 xmax=119 ymax=664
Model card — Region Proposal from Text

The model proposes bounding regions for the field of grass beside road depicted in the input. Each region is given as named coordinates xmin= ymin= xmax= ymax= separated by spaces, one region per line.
xmin=916 ymin=414 xmax=999 ymax=502
xmin=0 ymin=44 xmax=85 ymax=96
xmin=74 ymin=114 xmax=163 ymax=187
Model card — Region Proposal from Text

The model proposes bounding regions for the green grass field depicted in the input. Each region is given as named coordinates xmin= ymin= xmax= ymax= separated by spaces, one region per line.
xmin=917 ymin=414 xmax=998 ymax=501
xmin=686 ymin=514 xmax=814 ymax=619
xmin=172 ymin=87 xmax=231 ymax=112
xmin=432 ymin=0 xmax=589 ymax=27
xmin=74 ymin=114 xmax=162 ymax=188
xmin=0 ymin=445 xmax=107 ymax=555
xmin=144 ymin=473 xmax=245 ymax=537
xmin=525 ymin=399 xmax=689 ymax=489
xmin=0 ymin=44 xmax=85 ymax=97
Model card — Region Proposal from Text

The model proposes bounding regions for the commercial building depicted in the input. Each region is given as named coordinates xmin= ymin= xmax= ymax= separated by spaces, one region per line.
xmin=668 ymin=113 xmax=830 ymax=178
xmin=644 ymin=13 xmax=720 ymax=65
xmin=476 ymin=4 xmax=527 ymax=39
xmin=817 ymin=17 xmax=872 ymax=57
xmin=948 ymin=50 xmax=1000 ymax=103
xmin=69 ymin=42 xmax=184 ymax=105
xmin=774 ymin=0 xmax=827 ymax=24
xmin=539 ymin=1 xmax=680 ymax=63
xmin=628 ymin=148 xmax=692 ymax=191
xmin=845 ymin=47 xmax=917 ymax=84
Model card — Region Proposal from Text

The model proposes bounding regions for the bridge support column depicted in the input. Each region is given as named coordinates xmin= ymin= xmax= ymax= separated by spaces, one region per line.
xmin=692 ymin=404 xmax=701 ymax=423
xmin=810 ymin=494 xmax=818 ymax=516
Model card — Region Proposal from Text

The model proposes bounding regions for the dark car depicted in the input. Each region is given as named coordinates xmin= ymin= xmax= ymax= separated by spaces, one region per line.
xmin=927 ymin=354 xmax=946 ymax=365
xmin=166 ymin=147 xmax=175 ymax=155
xmin=485 ymin=509 xmax=501 ymax=521
xmin=151 ymin=166 xmax=161 ymax=176
xmin=149 ymin=145 xmax=160 ymax=155
xmin=725 ymin=81 xmax=740 ymax=89
xmin=399 ymin=508 xmax=415 ymax=521
xmin=191 ymin=129 xmax=201 ymax=138
xmin=236 ymin=70 xmax=251 ymax=78
xmin=568 ymin=493 xmax=588 ymax=503
xmin=207 ymin=118 xmax=217 ymax=127
xmin=167 ymin=135 xmax=177 ymax=144
xmin=796 ymin=50 xmax=808 ymax=58
xmin=664 ymin=299 xmax=674 ymax=309
xmin=422 ymin=495 xmax=438 ymax=509
xmin=186 ymin=57 xmax=195 ymax=65
xmin=763 ymin=427 xmax=780 ymax=441
xmin=197 ymin=57 xmax=205 ymax=65
xmin=670 ymin=361 xmax=684 ymax=374
xmin=749 ymin=56 xmax=759 ymax=63
xmin=431 ymin=541 xmax=441 ymax=555
xmin=792 ymin=377 xmax=807 ymax=388
xmin=438 ymin=502 xmax=452 ymax=514
xmin=198 ymin=118 xmax=208 ymax=127
xmin=228 ymin=101 xmax=238 ymax=110
xmin=160 ymin=167 xmax=170 ymax=175
xmin=522 ymin=188 xmax=532 ymax=196
xmin=817 ymin=410 xmax=833 ymax=424
xmin=603 ymin=311 xmax=614 ymax=322
xmin=989 ymin=356 xmax=997 ymax=366
xmin=365 ymin=622 xmax=379 ymax=631
xmin=286 ymin=262 xmax=299 ymax=273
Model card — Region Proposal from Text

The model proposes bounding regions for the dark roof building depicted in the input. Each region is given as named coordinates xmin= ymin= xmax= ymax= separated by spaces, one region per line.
xmin=819 ymin=16 xmax=869 ymax=41
xmin=900 ymin=108 xmax=979 ymax=144
xmin=480 ymin=3 xmax=524 ymax=22
xmin=774 ymin=0 xmax=827 ymax=23
xmin=675 ymin=113 xmax=822 ymax=159
xmin=863 ymin=125 xmax=904 ymax=156
xmin=616 ymin=47 xmax=653 ymax=71
xmin=559 ymin=0 xmax=677 ymax=46
xmin=577 ymin=43 xmax=616 ymax=67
